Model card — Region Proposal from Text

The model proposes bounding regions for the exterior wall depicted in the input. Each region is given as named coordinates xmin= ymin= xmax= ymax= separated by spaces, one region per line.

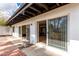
xmin=11 ymin=4 xmax=79 ymax=55
xmin=68 ymin=7 xmax=79 ymax=56
xmin=12 ymin=26 xmax=19 ymax=37
xmin=0 ymin=26 xmax=11 ymax=36
xmin=30 ymin=22 xmax=37 ymax=44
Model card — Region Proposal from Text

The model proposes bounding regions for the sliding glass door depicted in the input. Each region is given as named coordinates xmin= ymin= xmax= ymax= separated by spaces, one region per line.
xmin=19 ymin=26 xmax=22 ymax=37
xmin=26 ymin=25 xmax=30 ymax=42
xmin=48 ymin=16 xmax=68 ymax=51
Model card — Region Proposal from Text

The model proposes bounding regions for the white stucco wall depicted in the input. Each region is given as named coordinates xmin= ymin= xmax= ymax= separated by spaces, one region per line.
xmin=68 ymin=6 xmax=79 ymax=56
xmin=30 ymin=22 xmax=37 ymax=44
xmin=11 ymin=4 xmax=79 ymax=55
xmin=13 ymin=26 xmax=19 ymax=37
xmin=0 ymin=26 xmax=11 ymax=35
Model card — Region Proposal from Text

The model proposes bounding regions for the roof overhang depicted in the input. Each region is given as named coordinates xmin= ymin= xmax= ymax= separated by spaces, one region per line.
xmin=7 ymin=3 xmax=68 ymax=25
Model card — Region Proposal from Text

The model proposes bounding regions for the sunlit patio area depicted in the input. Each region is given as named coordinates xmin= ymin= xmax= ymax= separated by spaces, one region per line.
xmin=0 ymin=36 xmax=68 ymax=56
xmin=21 ymin=42 xmax=67 ymax=56
xmin=0 ymin=36 xmax=26 ymax=56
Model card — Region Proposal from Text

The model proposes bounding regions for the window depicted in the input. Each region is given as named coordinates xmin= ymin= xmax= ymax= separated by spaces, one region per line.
xmin=19 ymin=27 xmax=21 ymax=34
xmin=48 ymin=16 xmax=67 ymax=51
xmin=13 ymin=27 xmax=15 ymax=32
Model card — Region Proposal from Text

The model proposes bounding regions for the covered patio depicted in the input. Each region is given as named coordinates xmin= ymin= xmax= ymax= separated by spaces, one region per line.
xmin=0 ymin=36 xmax=67 ymax=56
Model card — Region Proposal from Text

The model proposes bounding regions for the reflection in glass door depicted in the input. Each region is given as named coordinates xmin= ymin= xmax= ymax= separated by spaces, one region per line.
xmin=26 ymin=25 xmax=30 ymax=42
xmin=48 ymin=16 xmax=67 ymax=51
xmin=19 ymin=26 xmax=22 ymax=37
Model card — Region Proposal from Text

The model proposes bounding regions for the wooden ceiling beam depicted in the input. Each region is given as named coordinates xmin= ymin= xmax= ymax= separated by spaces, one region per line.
xmin=8 ymin=3 xmax=33 ymax=23
xmin=22 ymin=14 xmax=31 ymax=18
xmin=21 ymin=10 xmax=32 ymax=18
xmin=25 ymin=10 xmax=35 ymax=16
xmin=20 ymin=12 xmax=31 ymax=18
xmin=22 ymin=10 xmax=25 ymax=15
xmin=36 ymin=3 xmax=49 ymax=10
xmin=50 ymin=5 xmax=57 ymax=9
xmin=29 ymin=6 xmax=41 ymax=13
xmin=56 ymin=3 xmax=60 ymax=6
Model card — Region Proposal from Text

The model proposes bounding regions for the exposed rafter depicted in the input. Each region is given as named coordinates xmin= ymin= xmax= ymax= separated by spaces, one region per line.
xmin=22 ymin=14 xmax=31 ymax=18
xmin=56 ymin=3 xmax=60 ymax=6
xmin=8 ymin=3 xmax=33 ymax=23
xmin=29 ymin=7 xmax=41 ymax=13
xmin=7 ymin=3 xmax=68 ymax=25
xmin=25 ymin=10 xmax=35 ymax=16
xmin=22 ymin=10 xmax=25 ymax=15
xmin=20 ymin=11 xmax=31 ymax=18
xmin=36 ymin=3 xmax=49 ymax=10
xmin=50 ymin=4 xmax=58 ymax=9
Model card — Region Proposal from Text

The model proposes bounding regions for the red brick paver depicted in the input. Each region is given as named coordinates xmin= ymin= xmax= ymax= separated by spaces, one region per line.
xmin=0 ymin=36 xmax=26 ymax=56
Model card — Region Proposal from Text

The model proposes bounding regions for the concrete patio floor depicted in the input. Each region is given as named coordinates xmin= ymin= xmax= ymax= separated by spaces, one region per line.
xmin=0 ymin=36 xmax=26 ymax=56
xmin=0 ymin=36 xmax=67 ymax=56
xmin=21 ymin=42 xmax=67 ymax=56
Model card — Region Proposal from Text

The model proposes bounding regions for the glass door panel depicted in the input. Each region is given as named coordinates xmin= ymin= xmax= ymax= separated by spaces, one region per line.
xmin=19 ymin=26 xmax=22 ymax=37
xmin=48 ymin=16 xmax=67 ymax=51
xmin=26 ymin=25 xmax=30 ymax=42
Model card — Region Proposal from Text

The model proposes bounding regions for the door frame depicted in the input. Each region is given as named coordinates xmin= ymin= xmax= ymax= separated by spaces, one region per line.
xmin=47 ymin=15 xmax=68 ymax=51
xmin=19 ymin=26 xmax=22 ymax=37
xmin=26 ymin=24 xmax=30 ymax=42
xmin=46 ymin=20 xmax=48 ymax=46
xmin=37 ymin=20 xmax=48 ymax=45
xmin=22 ymin=25 xmax=27 ymax=38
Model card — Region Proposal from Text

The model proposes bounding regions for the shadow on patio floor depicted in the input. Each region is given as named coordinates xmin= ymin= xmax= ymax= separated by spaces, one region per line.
xmin=0 ymin=36 xmax=26 ymax=56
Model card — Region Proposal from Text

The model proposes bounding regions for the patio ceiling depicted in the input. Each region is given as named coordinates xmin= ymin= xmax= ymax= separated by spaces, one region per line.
xmin=7 ymin=3 xmax=68 ymax=25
